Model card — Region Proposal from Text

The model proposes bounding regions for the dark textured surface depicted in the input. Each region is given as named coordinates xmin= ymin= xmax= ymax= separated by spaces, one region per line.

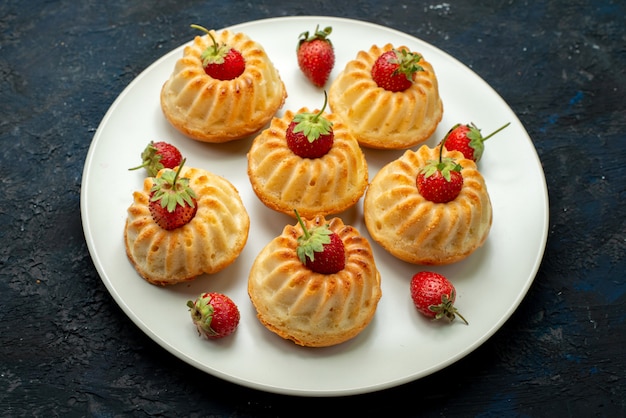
xmin=1 ymin=0 xmax=625 ymax=416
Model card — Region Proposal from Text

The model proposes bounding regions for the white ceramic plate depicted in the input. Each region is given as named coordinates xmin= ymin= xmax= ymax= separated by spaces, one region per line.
xmin=81 ymin=16 xmax=549 ymax=396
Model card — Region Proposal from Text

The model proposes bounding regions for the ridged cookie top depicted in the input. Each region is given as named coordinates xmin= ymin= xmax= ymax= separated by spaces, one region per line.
xmin=248 ymin=216 xmax=382 ymax=347
xmin=364 ymin=145 xmax=492 ymax=265
xmin=247 ymin=108 xmax=369 ymax=219
xmin=328 ymin=43 xmax=443 ymax=149
xmin=160 ymin=29 xmax=286 ymax=142
xmin=125 ymin=166 xmax=250 ymax=285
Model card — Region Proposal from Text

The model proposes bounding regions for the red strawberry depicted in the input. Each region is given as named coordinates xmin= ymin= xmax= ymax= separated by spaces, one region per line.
xmin=148 ymin=159 xmax=198 ymax=230
xmin=442 ymin=122 xmax=510 ymax=162
xmin=297 ymin=25 xmax=335 ymax=87
xmin=371 ymin=48 xmax=424 ymax=92
xmin=191 ymin=24 xmax=245 ymax=80
xmin=410 ymin=271 xmax=468 ymax=324
xmin=129 ymin=141 xmax=183 ymax=177
xmin=187 ymin=292 xmax=240 ymax=339
xmin=294 ymin=210 xmax=345 ymax=274
xmin=286 ymin=92 xmax=334 ymax=158
xmin=417 ymin=145 xmax=464 ymax=203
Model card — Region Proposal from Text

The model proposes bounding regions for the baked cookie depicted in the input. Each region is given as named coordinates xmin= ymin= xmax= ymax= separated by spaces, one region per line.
xmin=328 ymin=43 xmax=443 ymax=149
xmin=248 ymin=215 xmax=382 ymax=347
xmin=125 ymin=166 xmax=250 ymax=285
xmin=160 ymin=29 xmax=286 ymax=142
xmin=247 ymin=107 xmax=368 ymax=218
xmin=364 ymin=145 xmax=492 ymax=264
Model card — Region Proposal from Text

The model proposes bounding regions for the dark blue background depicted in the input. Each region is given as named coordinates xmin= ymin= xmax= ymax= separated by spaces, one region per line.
xmin=1 ymin=0 xmax=624 ymax=416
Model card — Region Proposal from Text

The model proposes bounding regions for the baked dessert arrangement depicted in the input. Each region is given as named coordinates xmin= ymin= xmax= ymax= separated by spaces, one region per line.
xmin=364 ymin=144 xmax=492 ymax=265
xmin=328 ymin=43 xmax=443 ymax=149
xmin=120 ymin=23 xmax=505 ymax=350
xmin=125 ymin=165 xmax=250 ymax=285
xmin=160 ymin=27 xmax=287 ymax=143
xmin=247 ymin=105 xmax=369 ymax=219
xmin=248 ymin=214 xmax=382 ymax=347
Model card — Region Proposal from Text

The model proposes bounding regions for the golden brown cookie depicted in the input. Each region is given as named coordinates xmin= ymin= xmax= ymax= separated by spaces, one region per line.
xmin=248 ymin=215 xmax=382 ymax=347
xmin=160 ymin=29 xmax=286 ymax=142
xmin=125 ymin=166 xmax=250 ymax=285
xmin=364 ymin=145 xmax=492 ymax=264
xmin=247 ymin=108 xmax=368 ymax=218
xmin=329 ymin=43 xmax=443 ymax=149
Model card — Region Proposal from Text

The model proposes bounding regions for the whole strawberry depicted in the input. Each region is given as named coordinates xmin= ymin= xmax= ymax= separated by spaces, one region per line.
xmin=286 ymin=92 xmax=334 ymax=158
xmin=149 ymin=159 xmax=198 ymax=230
xmin=187 ymin=292 xmax=240 ymax=339
xmin=191 ymin=24 xmax=245 ymax=80
xmin=297 ymin=25 xmax=335 ymax=87
xmin=294 ymin=210 xmax=345 ymax=274
xmin=442 ymin=122 xmax=510 ymax=162
xmin=417 ymin=144 xmax=464 ymax=203
xmin=410 ymin=271 xmax=468 ymax=324
xmin=129 ymin=141 xmax=183 ymax=177
xmin=371 ymin=48 xmax=424 ymax=92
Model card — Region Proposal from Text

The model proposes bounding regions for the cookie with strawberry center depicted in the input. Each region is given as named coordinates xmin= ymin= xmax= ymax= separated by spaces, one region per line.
xmin=248 ymin=215 xmax=381 ymax=347
xmin=247 ymin=105 xmax=368 ymax=219
xmin=160 ymin=27 xmax=286 ymax=143
xmin=124 ymin=165 xmax=250 ymax=285
xmin=364 ymin=144 xmax=492 ymax=265
xmin=328 ymin=43 xmax=443 ymax=149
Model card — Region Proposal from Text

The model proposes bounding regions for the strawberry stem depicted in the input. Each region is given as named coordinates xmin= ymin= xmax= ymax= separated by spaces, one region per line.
xmin=192 ymin=24 xmax=229 ymax=69
xmin=128 ymin=161 xmax=149 ymax=171
xmin=191 ymin=24 xmax=219 ymax=50
xmin=448 ymin=290 xmax=468 ymax=325
xmin=172 ymin=158 xmax=186 ymax=187
xmin=190 ymin=24 xmax=211 ymax=36
xmin=438 ymin=133 xmax=447 ymax=163
xmin=481 ymin=122 xmax=511 ymax=141
xmin=312 ymin=90 xmax=329 ymax=123
xmin=291 ymin=91 xmax=333 ymax=142
xmin=294 ymin=209 xmax=311 ymax=240
xmin=456 ymin=310 xmax=469 ymax=325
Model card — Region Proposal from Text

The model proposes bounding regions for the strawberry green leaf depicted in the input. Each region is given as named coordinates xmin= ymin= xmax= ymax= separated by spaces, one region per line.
xmin=128 ymin=141 xmax=165 ymax=176
xmin=391 ymin=48 xmax=424 ymax=80
xmin=191 ymin=24 xmax=231 ymax=66
xmin=187 ymin=297 xmax=218 ymax=336
xmin=150 ymin=159 xmax=197 ymax=212
xmin=292 ymin=91 xmax=333 ymax=142
xmin=427 ymin=289 xmax=468 ymax=324
xmin=292 ymin=112 xmax=333 ymax=142
xmin=298 ymin=25 xmax=333 ymax=48
xmin=294 ymin=210 xmax=331 ymax=264
xmin=420 ymin=157 xmax=462 ymax=182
